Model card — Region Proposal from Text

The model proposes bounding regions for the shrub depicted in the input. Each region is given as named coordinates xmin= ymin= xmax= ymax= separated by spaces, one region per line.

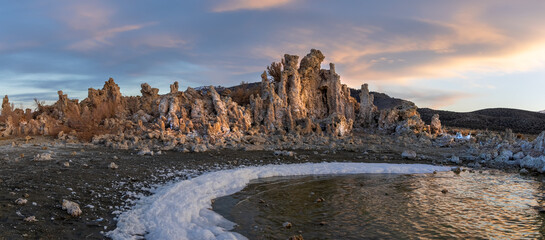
xmin=267 ymin=62 xmax=282 ymax=83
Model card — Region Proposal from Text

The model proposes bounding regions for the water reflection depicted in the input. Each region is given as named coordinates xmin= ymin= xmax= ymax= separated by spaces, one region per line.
xmin=213 ymin=170 xmax=545 ymax=239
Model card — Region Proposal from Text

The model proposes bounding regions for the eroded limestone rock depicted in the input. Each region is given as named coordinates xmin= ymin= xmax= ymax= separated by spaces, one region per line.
xmin=62 ymin=199 xmax=82 ymax=217
xmin=430 ymin=114 xmax=442 ymax=134
xmin=534 ymin=131 xmax=545 ymax=154
xmin=0 ymin=49 xmax=432 ymax=153
xmin=358 ymin=84 xmax=378 ymax=127
xmin=1 ymin=95 xmax=11 ymax=116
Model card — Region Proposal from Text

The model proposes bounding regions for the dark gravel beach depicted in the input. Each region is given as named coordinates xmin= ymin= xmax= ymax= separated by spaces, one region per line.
xmin=0 ymin=135 xmax=464 ymax=239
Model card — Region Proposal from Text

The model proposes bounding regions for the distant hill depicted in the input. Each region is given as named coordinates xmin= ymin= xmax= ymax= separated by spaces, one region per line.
xmin=418 ymin=108 xmax=545 ymax=134
xmin=349 ymin=88 xmax=412 ymax=110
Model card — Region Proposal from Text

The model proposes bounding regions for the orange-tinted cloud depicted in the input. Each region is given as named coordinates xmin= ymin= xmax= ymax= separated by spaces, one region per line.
xmin=251 ymin=13 xmax=545 ymax=89
xmin=382 ymin=88 xmax=475 ymax=110
xmin=211 ymin=0 xmax=293 ymax=12
xmin=3 ymin=1 xmax=545 ymax=111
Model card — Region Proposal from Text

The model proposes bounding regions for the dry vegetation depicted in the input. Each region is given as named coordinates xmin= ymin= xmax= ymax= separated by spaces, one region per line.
xmin=226 ymin=61 xmax=282 ymax=106
xmin=267 ymin=61 xmax=282 ymax=83
xmin=224 ymin=82 xmax=261 ymax=106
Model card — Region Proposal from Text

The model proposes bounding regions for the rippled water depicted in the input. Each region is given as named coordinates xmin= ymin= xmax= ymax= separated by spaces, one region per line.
xmin=213 ymin=170 xmax=545 ymax=239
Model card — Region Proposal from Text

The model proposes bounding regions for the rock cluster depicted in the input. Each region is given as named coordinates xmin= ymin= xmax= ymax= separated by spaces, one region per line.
xmin=0 ymin=49 xmax=440 ymax=152
xmin=250 ymin=50 xmax=357 ymax=136
xmin=445 ymin=128 xmax=545 ymax=173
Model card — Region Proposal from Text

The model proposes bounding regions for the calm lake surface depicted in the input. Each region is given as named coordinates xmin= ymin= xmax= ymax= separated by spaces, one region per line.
xmin=213 ymin=170 xmax=545 ymax=239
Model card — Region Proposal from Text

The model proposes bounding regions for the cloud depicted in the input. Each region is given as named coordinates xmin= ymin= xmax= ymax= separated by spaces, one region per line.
xmin=249 ymin=12 xmax=545 ymax=89
xmin=131 ymin=34 xmax=188 ymax=49
xmin=67 ymin=22 xmax=157 ymax=51
xmin=385 ymin=88 xmax=475 ymax=110
xmin=51 ymin=2 xmax=163 ymax=51
xmin=54 ymin=2 xmax=114 ymax=31
xmin=211 ymin=0 xmax=293 ymax=12
xmin=2 ymin=0 xmax=545 ymax=111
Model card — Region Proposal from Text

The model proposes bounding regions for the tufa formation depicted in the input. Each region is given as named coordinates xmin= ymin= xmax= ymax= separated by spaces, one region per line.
xmin=0 ymin=49 xmax=439 ymax=149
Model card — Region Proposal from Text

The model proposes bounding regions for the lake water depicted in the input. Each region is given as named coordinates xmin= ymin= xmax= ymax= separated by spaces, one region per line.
xmin=213 ymin=170 xmax=545 ymax=239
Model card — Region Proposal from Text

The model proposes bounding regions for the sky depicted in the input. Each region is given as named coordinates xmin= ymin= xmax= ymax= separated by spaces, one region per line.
xmin=0 ymin=0 xmax=544 ymax=112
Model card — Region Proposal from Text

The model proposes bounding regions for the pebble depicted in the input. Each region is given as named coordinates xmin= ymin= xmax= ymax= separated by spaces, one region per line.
xmin=63 ymin=162 xmax=70 ymax=167
xmin=62 ymin=199 xmax=82 ymax=217
xmin=34 ymin=153 xmax=52 ymax=161
xmin=109 ymin=162 xmax=119 ymax=170
xmin=401 ymin=150 xmax=417 ymax=160
xmin=23 ymin=216 xmax=37 ymax=222
xmin=274 ymin=150 xmax=295 ymax=157
xmin=289 ymin=235 xmax=304 ymax=240
xmin=283 ymin=222 xmax=293 ymax=229
xmin=452 ymin=167 xmax=461 ymax=175
xmin=441 ymin=189 xmax=448 ymax=194
xmin=15 ymin=198 xmax=28 ymax=205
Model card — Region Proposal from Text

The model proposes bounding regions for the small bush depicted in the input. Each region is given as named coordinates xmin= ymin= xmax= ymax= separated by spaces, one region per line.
xmin=267 ymin=62 xmax=282 ymax=83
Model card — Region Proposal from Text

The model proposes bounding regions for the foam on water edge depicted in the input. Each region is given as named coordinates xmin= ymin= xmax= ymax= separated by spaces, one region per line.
xmin=107 ymin=162 xmax=451 ymax=240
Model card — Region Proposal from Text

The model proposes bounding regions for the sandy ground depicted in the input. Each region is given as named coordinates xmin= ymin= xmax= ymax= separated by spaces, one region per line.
xmin=0 ymin=135 xmax=466 ymax=239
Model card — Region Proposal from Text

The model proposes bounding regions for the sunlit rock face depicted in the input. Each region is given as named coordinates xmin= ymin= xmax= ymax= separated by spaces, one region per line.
xmin=430 ymin=114 xmax=442 ymax=134
xmin=250 ymin=49 xmax=358 ymax=136
xmin=0 ymin=49 xmax=434 ymax=147
xmin=376 ymin=100 xmax=426 ymax=134
xmin=358 ymin=84 xmax=378 ymax=127
xmin=1 ymin=95 xmax=11 ymax=116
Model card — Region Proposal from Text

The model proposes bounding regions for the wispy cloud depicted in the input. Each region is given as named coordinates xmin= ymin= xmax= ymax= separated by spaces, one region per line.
xmin=250 ymin=13 xmax=545 ymax=88
xmin=54 ymin=2 xmax=114 ymax=31
xmin=2 ymin=0 xmax=545 ymax=111
xmin=132 ymin=34 xmax=188 ymax=49
xmin=211 ymin=0 xmax=293 ymax=12
xmin=67 ymin=22 xmax=157 ymax=51
xmin=0 ymin=71 xmax=92 ymax=82
xmin=52 ymin=2 xmax=162 ymax=51
xmin=385 ymin=88 xmax=475 ymax=110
